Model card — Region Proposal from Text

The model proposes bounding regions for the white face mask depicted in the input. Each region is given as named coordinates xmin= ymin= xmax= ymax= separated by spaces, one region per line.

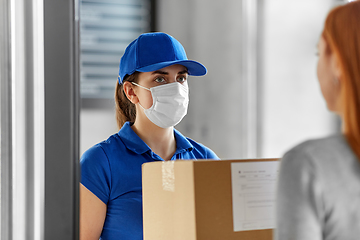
xmin=132 ymin=82 xmax=189 ymax=128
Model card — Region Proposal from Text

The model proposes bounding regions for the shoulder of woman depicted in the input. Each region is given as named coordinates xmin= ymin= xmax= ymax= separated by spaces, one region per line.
xmin=80 ymin=144 xmax=109 ymax=167
xmin=185 ymin=138 xmax=219 ymax=159
xmin=281 ymin=134 xmax=345 ymax=172
xmin=80 ymin=132 xmax=125 ymax=162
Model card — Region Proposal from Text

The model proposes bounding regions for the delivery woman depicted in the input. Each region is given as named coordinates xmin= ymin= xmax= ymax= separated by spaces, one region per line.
xmin=79 ymin=32 xmax=219 ymax=240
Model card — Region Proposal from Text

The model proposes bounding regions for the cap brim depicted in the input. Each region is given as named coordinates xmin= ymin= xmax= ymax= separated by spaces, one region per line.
xmin=136 ymin=60 xmax=207 ymax=76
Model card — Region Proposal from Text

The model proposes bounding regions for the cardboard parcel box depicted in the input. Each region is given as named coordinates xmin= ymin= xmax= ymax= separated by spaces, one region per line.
xmin=142 ymin=159 xmax=279 ymax=240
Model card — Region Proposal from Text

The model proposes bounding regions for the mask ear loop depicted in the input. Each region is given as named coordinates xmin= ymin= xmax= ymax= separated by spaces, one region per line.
xmin=131 ymin=82 xmax=151 ymax=110
xmin=131 ymin=82 xmax=151 ymax=91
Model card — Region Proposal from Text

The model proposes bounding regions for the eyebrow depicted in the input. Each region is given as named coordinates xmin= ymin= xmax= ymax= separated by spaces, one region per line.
xmin=151 ymin=69 xmax=189 ymax=75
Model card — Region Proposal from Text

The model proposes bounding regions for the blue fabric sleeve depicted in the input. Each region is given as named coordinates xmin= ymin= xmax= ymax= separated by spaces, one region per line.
xmin=80 ymin=144 xmax=112 ymax=204
xmin=205 ymin=147 xmax=220 ymax=160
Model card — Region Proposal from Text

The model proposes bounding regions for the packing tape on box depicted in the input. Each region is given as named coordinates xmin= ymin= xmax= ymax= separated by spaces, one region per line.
xmin=162 ymin=161 xmax=175 ymax=192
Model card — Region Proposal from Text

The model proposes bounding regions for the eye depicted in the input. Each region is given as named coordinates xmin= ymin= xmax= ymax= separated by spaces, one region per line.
xmin=177 ymin=75 xmax=187 ymax=83
xmin=154 ymin=76 xmax=166 ymax=83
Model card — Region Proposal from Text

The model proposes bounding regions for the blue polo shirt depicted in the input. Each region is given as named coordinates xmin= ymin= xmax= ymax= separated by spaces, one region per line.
xmin=80 ymin=122 xmax=219 ymax=240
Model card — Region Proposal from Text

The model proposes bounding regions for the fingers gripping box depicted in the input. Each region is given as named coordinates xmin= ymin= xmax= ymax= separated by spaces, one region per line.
xmin=142 ymin=159 xmax=278 ymax=240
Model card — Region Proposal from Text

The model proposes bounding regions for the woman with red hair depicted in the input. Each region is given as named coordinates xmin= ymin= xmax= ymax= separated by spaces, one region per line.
xmin=276 ymin=1 xmax=360 ymax=239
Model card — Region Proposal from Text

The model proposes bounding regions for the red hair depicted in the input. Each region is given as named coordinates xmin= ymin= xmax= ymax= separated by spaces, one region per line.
xmin=322 ymin=0 xmax=360 ymax=159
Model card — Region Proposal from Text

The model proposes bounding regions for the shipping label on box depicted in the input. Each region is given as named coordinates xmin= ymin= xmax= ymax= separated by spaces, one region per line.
xmin=231 ymin=161 xmax=279 ymax=232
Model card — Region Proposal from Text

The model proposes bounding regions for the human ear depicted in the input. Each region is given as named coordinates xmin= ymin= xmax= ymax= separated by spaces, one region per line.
xmin=123 ymin=82 xmax=139 ymax=104
xmin=330 ymin=53 xmax=342 ymax=84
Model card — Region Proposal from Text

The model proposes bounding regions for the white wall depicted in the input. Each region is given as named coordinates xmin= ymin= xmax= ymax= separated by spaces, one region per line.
xmin=262 ymin=0 xmax=339 ymax=157
xmin=80 ymin=107 xmax=118 ymax=155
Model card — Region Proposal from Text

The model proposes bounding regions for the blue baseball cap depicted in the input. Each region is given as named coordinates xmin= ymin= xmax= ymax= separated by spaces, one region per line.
xmin=118 ymin=32 xmax=207 ymax=84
